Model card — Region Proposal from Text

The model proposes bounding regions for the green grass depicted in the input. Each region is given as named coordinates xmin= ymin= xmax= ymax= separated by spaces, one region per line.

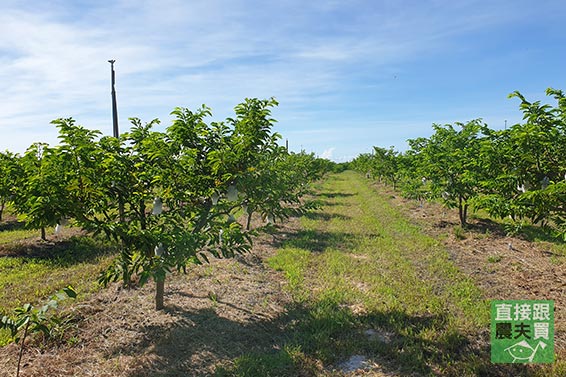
xmin=268 ymin=247 xmax=310 ymax=302
xmin=221 ymin=171 xmax=548 ymax=376
xmin=0 ymin=235 xmax=118 ymax=346
xmin=0 ymin=228 xmax=42 ymax=245
xmin=216 ymin=345 xmax=305 ymax=377
xmin=487 ymin=255 xmax=503 ymax=263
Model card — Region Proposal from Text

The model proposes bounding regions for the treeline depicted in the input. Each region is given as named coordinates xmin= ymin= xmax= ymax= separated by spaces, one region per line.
xmin=352 ymin=88 xmax=566 ymax=239
xmin=0 ymin=98 xmax=333 ymax=309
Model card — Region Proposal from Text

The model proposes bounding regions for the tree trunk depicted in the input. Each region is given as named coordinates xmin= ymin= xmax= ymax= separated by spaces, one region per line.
xmin=155 ymin=278 xmax=165 ymax=310
xmin=118 ymin=192 xmax=125 ymax=223
xmin=246 ymin=211 xmax=253 ymax=230
xmin=16 ymin=321 xmax=30 ymax=377
xmin=458 ymin=196 xmax=468 ymax=227
xmin=139 ymin=200 xmax=146 ymax=230
xmin=0 ymin=201 xmax=4 ymax=222
xmin=119 ymin=200 xmax=125 ymax=223
xmin=41 ymin=227 xmax=46 ymax=241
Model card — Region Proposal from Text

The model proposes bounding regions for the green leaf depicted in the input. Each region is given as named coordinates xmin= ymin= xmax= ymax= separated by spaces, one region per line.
xmin=139 ymin=271 xmax=150 ymax=287
xmin=62 ymin=286 xmax=77 ymax=299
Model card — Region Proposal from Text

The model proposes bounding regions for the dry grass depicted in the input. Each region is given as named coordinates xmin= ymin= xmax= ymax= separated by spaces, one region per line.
xmin=0 ymin=226 xmax=295 ymax=377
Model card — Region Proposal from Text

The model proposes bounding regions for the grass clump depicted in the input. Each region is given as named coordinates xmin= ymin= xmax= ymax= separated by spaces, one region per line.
xmin=215 ymin=345 xmax=306 ymax=377
xmin=487 ymin=254 xmax=503 ymax=263
xmin=268 ymin=247 xmax=310 ymax=302
xmin=453 ymin=225 xmax=467 ymax=240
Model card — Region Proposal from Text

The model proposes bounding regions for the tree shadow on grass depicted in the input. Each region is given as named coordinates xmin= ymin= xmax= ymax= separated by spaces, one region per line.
xmin=307 ymin=190 xmax=355 ymax=210
xmin=0 ymin=235 xmax=118 ymax=266
xmin=0 ymin=220 xmax=26 ymax=232
xmin=273 ymin=228 xmax=358 ymax=253
xmin=310 ymin=199 xmax=343 ymax=208
xmin=302 ymin=211 xmax=351 ymax=222
xmin=515 ymin=223 xmax=565 ymax=244
xmin=113 ymin=296 xmax=537 ymax=377
xmin=318 ymin=192 xmax=355 ymax=199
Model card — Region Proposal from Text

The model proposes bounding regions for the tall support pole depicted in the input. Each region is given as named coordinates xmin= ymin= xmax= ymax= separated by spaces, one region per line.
xmin=108 ymin=60 xmax=119 ymax=138
xmin=109 ymin=60 xmax=124 ymax=222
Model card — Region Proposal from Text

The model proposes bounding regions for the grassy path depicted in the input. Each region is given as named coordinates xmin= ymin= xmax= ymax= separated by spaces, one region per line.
xmin=259 ymin=171 xmax=546 ymax=376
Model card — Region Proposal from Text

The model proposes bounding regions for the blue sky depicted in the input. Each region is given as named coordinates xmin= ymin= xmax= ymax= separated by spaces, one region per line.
xmin=1 ymin=0 xmax=565 ymax=161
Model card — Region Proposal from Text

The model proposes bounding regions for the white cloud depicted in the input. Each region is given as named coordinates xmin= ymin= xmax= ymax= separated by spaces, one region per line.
xmin=321 ymin=147 xmax=336 ymax=160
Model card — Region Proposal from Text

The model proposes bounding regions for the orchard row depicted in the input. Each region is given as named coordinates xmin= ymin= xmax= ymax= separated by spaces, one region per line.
xmin=0 ymin=98 xmax=332 ymax=309
xmin=352 ymin=88 xmax=566 ymax=239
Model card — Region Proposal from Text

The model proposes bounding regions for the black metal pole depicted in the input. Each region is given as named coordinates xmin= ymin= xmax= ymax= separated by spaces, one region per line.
xmin=108 ymin=60 xmax=124 ymax=222
xmin=108 ymin=59 xmax=119 ymax=138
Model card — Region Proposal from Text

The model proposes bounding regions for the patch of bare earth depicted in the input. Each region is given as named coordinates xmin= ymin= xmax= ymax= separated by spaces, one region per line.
xmin=0 ymin=222 xmax=296 ymax=377
xmin=376 ymin=183 xmax=566 ymax=359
